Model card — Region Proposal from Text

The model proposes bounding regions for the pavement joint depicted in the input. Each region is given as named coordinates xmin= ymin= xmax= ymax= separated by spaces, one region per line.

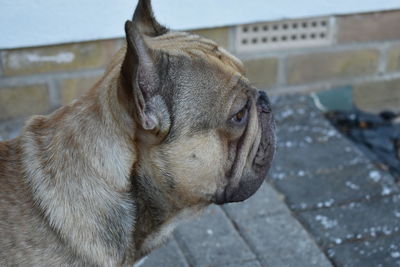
xmin=173 ymin=233 xmax=196 ymax=267
xmin=220 ymin=206 xmax=265 ymax=266
xmin=171 ymin=236 xmax=192 ymax=267
xmin=290 ymin=191 xmax=400 ymax=213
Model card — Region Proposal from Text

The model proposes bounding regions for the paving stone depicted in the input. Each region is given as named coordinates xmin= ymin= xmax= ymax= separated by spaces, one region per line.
xmin=174 ymin=205 xmax=256 ymax=266
xmin=271 ymin=137 xmax=368 ymax=177
xmin=272 ymin=94 xmax=331 ymax=126
xmin=270 ymin=94 xmax=369 ymax=179
xmin=272 ymin=94 xmax=346 ymax=140
xmin=298 ymin=194 xmax=400 ymax=248
xmin=229 ymin=212 xmax=332 ymax=267
xmin=327 ymin=233 xmax=400 ymax=267
xmin=270 ymin=94 xmax=400 ymax=266
xmin=271 ymin=95 xmax=344 ymax=144
xmin=274 ymin=163 xmax=398 ymax=211
xmin=140 ymin=238 xmax=189 ymax=267
xmin=270 ymin=127 xmax=369 ymax=179
xmin=223 ymin=182 xmax=288 ymax=220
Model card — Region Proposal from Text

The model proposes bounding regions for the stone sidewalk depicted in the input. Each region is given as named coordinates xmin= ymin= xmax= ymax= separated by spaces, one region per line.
xmin=1 ymin=94 xmax=399 ymax=267
xmin=269 ymin=95 xmax=400 ymax=267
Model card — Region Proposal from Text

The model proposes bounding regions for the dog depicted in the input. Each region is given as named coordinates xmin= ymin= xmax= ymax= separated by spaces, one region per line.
xmin=0 ymin=0 xmax=276 ymax=266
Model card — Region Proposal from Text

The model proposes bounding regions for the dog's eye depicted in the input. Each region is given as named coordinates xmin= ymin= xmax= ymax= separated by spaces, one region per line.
xmin=231 ymin=107 xmax=248 ymax=124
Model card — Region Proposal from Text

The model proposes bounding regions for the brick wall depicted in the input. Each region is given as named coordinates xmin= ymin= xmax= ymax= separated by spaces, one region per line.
xmin=1 ymin=10 xmax=400 ymax=123
xmin=0 ymin=39 xmax=124 ymax=121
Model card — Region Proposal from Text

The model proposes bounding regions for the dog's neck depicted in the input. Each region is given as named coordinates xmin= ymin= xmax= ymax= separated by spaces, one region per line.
xmin=131 ymin=171 xmax=176 ymax=257
xmin=131 ymin=168 xmax=202 ymax=259
xmin=20 ymin=58 xmax=140 ymax=265
xmin=20 ymin=54 xmax=197 ymax=265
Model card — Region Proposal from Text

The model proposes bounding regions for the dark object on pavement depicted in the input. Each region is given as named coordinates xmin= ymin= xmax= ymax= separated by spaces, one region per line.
xmin=326 ymin=109 xmax=400 ymax=181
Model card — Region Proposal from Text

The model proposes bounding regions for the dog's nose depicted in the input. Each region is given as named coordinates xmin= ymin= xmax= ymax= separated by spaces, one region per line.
xmin=257 ymin=90 xmax=271 ymax=113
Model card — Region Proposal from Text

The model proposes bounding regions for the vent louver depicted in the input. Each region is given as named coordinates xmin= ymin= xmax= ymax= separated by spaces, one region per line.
xmin=235 ymin=17 xmax=334 ymax=52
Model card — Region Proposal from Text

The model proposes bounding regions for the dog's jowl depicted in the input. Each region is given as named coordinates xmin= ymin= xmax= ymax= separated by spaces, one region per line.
xmin=0 ymin=0 xmax=276 ymax=266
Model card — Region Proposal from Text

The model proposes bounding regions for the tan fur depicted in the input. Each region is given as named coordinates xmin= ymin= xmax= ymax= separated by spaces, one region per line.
xmin=0 ymin=1 xmax=276 ymax=266
xmin=148 ymin=31 xmax=245 ymax=74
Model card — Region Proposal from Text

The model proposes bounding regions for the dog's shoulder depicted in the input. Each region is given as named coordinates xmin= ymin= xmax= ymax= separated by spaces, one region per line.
xmin=0 ymin=138 xmax=23 ymax=188
xmin=0 ymin=139 xmax=17 ymax=160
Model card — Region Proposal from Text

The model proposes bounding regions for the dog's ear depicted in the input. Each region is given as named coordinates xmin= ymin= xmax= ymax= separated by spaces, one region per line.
xmin=121 ymin=21 xmax=161 ymax=130
xmin=120 ymin=0 xmax=170 ymax=138
xmin=122 ymin=21 xmax=170 ymax=136
xmin=132 ymin=0 xmax=168 ymax=36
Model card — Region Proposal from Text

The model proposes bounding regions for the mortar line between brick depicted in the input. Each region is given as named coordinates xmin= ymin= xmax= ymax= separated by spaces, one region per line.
xmin=378 ymin=43 xmax=390 ymax=74
xmin=267 ymin=71 xmax=400 ymax=95
xmin=0 ymin=68 xmax=105 ymax=88
xmin=0 ymin=52 xmax=4 ymax=77
xmin=277 ymin=56 xmax=287 ymax=86
xmin=330 ymin=16 xmax=338 ymax=46
xmin=46 ymin=79 xmax=61 ymax=109
xmin=236 ymin=39 xmax=400 ymax=60
xmin=228 ymin=26 xmax=237 ymax=54
xmin=219 ymin=207 xmax=264 ymax=266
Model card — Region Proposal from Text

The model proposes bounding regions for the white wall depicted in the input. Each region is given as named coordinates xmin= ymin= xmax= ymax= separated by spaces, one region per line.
xmin=1 ymin=0 xmax=400 ymax=49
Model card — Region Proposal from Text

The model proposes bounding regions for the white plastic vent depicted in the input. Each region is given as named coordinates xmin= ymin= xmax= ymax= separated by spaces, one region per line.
xmin=235 ymin=17 xmax=334 ymax=53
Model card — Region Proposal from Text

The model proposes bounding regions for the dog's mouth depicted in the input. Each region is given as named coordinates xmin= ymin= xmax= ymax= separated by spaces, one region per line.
xmin=215 ymin=92 xmax=276 ymax=204
xmin=252 ymin=95 xmax=276 ymax=172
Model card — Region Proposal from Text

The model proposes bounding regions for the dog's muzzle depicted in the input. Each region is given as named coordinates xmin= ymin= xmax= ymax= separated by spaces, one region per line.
xmin=216 ymin=90 xmax=276 ymax=204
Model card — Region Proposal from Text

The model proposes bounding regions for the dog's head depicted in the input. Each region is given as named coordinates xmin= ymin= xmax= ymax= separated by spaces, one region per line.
xmin=120 ymin=0 xmax=276 ymax=206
